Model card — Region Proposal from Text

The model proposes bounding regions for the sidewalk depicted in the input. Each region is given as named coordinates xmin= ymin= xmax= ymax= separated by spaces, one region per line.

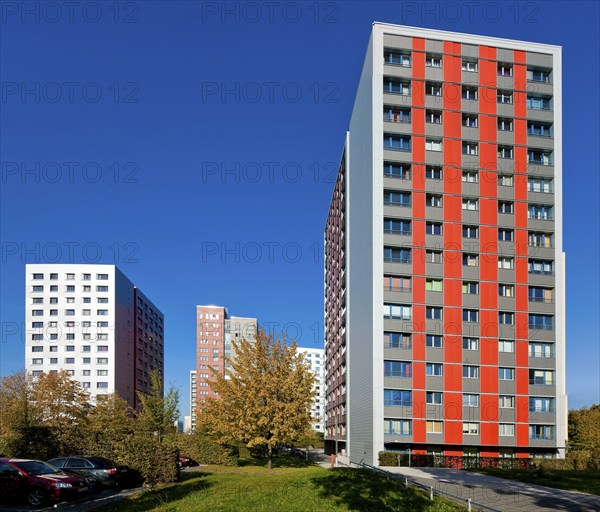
xmin=383 ymin=466 xmax=600 ymax=512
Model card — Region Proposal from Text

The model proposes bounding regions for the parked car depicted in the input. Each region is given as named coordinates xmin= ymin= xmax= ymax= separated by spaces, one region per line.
xmin=46 ymin=456 xmax=135 ymax=489
xmin=177 ymin=456 xmax=191 ymax=469
xmin=0 ymin=458 xmax=89 ymax=507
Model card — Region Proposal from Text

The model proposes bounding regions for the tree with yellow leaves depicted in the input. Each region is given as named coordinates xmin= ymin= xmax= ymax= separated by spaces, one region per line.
xmin=200 ymin=329 xmax=315 ymax=469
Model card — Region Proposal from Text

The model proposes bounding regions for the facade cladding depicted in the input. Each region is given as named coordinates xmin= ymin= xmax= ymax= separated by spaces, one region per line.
xmin=194 ymin=305 xmax=257 ymax=423
xmin=324 ymin=24 xmax=566 ymax=466
xmin=25 ymin=264 xmax=164 ymax=409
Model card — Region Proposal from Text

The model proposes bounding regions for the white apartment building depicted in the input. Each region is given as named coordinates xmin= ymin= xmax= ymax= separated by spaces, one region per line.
xmin=25 ymin=264 xmax=164 ymax=408
xmin=189 ymin=369 xmax=197 ymax=432
xmin=297 ymin=347 xmax=326 ymax=432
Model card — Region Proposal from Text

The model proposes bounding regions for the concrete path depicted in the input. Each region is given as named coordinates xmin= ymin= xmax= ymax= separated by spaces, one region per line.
xmin=383 ymin=466 xmax=600 ymax=511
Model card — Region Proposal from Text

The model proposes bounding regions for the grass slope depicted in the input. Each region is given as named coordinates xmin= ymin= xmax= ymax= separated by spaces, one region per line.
xmin=98 ymin=465 xmax=464 ymax=511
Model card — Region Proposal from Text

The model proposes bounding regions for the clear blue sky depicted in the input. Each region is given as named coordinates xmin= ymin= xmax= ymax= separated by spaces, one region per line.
xmin=1 ymin=1 xmax=598 ymax=417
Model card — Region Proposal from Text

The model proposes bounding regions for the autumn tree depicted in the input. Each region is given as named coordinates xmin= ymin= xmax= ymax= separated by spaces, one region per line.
xmin=200 ymin=329 xmax=316 ymax=469
xmin=136 ymin=369 xmax=180 ymax=442
xmin=569 ymin=405 xmax=600 ymax=454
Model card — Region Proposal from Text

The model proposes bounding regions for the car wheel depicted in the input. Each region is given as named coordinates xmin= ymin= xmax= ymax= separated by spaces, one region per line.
xmin=27 ymin=488 xmax=47 ymax=507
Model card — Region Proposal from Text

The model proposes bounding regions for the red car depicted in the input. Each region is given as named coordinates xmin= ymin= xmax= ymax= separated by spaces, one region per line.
xmin=0 ymin=458 xmax=89 ymax=507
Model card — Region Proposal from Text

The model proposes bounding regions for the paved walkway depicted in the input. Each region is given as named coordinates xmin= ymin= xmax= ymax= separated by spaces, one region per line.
xmin=383 ymin=466 xmax=600 ymax=512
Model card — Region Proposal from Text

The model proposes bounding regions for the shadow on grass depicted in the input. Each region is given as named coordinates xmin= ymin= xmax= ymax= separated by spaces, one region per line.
xmin=99 ymin=472 xmax=213 ymax=511
xmin=311 ymin=468 xmax=437 ymax=511
xmin=238 ymin=454 xmax=316 ymax=469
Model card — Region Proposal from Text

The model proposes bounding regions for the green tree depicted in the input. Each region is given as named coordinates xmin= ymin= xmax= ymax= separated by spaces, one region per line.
xmin=200 ymin=329 xmax=316 ymax=469
xmin=569 ymin=405 xmax=600 ymax=454
xmin=136 ymin=369 xmax=180 ymax=442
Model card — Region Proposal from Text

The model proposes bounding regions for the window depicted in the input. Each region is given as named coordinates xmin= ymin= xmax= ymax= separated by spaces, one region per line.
xmin=49 ymin=273 xmax=58 ymax=280
xmin=384 ymin=134 xmax=411 ymax=151
xmin=66 ymin=273 xmax=75 ymax=280
xmin=383 ymin=303 xmax=412 ymax=320
xmin=384 ymin=162 xmax=411 ymax=180
xmin=384 ymin=218 xmax=411 ymax=235
xmin=528 ymin=149 xmax=553 ymax=166
xmin=65 ymin=358 xmax=75 ymax=364
xmin=82 ymin=369 xmax=91 ymax=376
xmin=97 ymin=285 xmax=109 ymax=292
xmin=65 ymin=345 xmax=75 ymax=352
xmin=426 ymin=279 xmax=443 ymax=292
xmin=530 ymin=369 xmax=554 ymax=385
xmin=498 ymin=174 xmax=514 ymax=187
xmin=499 ymin=367 xmax=515 ymax=380
xmin=426 ymin=194 xmax=442 ymax=207
xmin=82 ymin=357 xmax=91 ymax=364
xmin=384 ymin=419 xmax=412 ymax=435
xmin=462 ymin=59 xmax=478 ymax=72
xmin=527 ymin=94 xmax=551 ymax=110
xmin=463 ymin=225 xmax=478 ymax=238
xmin=385 ymin=332 xmax=411 ymax=349
xmin=462 ymin=198 xmax=478 ymax=211
xmin=97 ymin=382 xmax=109 ymax=389
xmin=97 ymin=370 xmax=109 ymax=376
xmin=49 ymin=346 xmax=57 ymax=352
xmin=426 ymin=421 xmax=443 ymax=434
xmin=426 ymin=250 xmax=443 ymax=263
xmin=384 ymin=275 xmax=411 ymax=292
xmin=499 ymin=395 xmax=515 ymax=408
xmin=529 ymin=342 xmax=554 ymax=359
xmin=50 ymin=285 xmax=58 ymax=291
xmin=49 ymin=297 xmax=58 ymax=304
xmin=384 ymin=190 xmax=411 ymax=206
xmin=463 ymin=253 xmax=478 ymax=267
xmin=499 ymin=284 xmax=514 ymax=298
xmin=426 ymin=222 xmax=442 ymax=235
xmin=498 ymin=229 xmax=514 ymax=242
xmin=384 ymin=77 xmax=411 ymax=95
xmin=497 ymin=90 xmax=513 ymax=104
xmin=529 ymin=314 xmax=554 ymax=330
xmin=497 ymin=62 xmax=512 ymax=76
xmin=384 ymin=106 xmax=412 ymax=124
xmin=383 ymin=361 xmax=412 ymax=377
xmin=384 ymin=389 xmax=412 ymax=406
xmin=32 ymin=310 xmax=43 ymax=317
xmin=97 ymin=274 xmax=109 ymax=280
xmin=97 ymin=357 xmax=109 ymax=364
xmin=97 ymin=346 xmax=109 ymax=352
xmin=499 ymin=312 xmax=514 ymax=325
xmin=499 ymin=424 xmax=515 ymax=436
xmin=530 ymin=425 xmax=554 ymax=440
xmin=31 ymin=346 xmax=43 ymax=352
xmin=32 ymin=321 xmax=43 ymax=328
xmin=498 ymin=256 xmax=514 ymax=269
xmin=527 ymin=67 xmax=552 ymax=83
xmin=529 ymin=397 xmax=555 ymax=413
xmin=528 ymin=121 xmax=552 ymax=137
xmin=32 ymin=273 xmax=44 ymax=280
xmin=462 ymin=282 xmax=478 ymax=294
xmin=498 ymin=201 xmax=513 ymax=214
xmin=463 ymin=365 xmax=479 ymax=378
xmin=462 ymin=170 xmax=478 ymax=183
xmin=32 ymin=286 xmax=43 ymax=292
xmin=97 ymin=309 xmax=108 ymax=316
xmin=66 ymin=285 xmax=75 ymax=292
xmin=462 ymin=142 xmax=478 ymax=155
xmin=529 ymin=259 xmax=553 ymax=275
xmin=529 ymin=287 xmax=553 ymax=304
xmin=462 ymin=85 xmax=478 ymax=100
xmin=498 ymin=145 xmax=513 ymax=159
xmin=49 ymin=358 xmax=58 ymax=364
xmin=463 ymin=422 xmax=479 ymax=435
xmin=426 ymin=307 xmax=442 ymax=320
xmin=82 ymin=345 xmax=91 ymax=353
xmin=426 ymin=391 xmax=443 ymax=405
xmin=426 ymin=363 xmax=443 ymax=376
xmin=384 ymin=247 xmax=411 ymax=264
xmin=385 ymin=49 xmax=411 ymax=67
xmin=426 ymin=109 xmax=442 ymax=124
xmin=82 ymin=273 xmax=91 ymax=280
xmin=463 ymin=394 xmax=479 ymax=407
xmin=49 ymin=309 xmax=58 ymax=316
xmin=66 ymin=297 xmax=75 ymax=304
xmin=425 ymin=139 xmax=442 ymax=152
xmin=462 ymin=114 xmax=478 ymax=127
xmin=384 ymin=361 xmax=412 ymax=378
xmin=463 ymin=337 xmax=479 ymax=350
xmin=529 ymin=232 xmax=553 ymax=248
xmin=463 ymin=309 xmax=478 ymax=322
xmin=528 ymin=204 xmax=554 ymax=221
xmin=425 ymin=53 xmax=442 ymax=67
xmin=426 ymin=335 xmax=443 ymax=348
xmin=497 ymin=117 xmax=513 ymax=131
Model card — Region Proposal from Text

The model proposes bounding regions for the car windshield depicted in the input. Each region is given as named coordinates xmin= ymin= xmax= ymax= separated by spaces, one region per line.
xmin=13 ymin=461 xmax=61 ymax=476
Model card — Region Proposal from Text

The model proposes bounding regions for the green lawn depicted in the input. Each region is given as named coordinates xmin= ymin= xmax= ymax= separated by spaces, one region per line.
xmin=469 ymin=468 xmax=600 ymax=496
xmin=97 ymin=464 xmax=465 ymax=511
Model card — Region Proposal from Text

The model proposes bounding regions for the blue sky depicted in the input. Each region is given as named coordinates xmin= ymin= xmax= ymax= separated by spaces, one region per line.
xmin=1 ymin=1 xmax=598 ymax=417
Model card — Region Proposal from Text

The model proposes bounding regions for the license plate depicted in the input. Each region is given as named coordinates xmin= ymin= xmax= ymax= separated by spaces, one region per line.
xmin=79 ymin=486 xmax=88 ymax=492
xmin=120 ymin=469 xmax=127 ymax=473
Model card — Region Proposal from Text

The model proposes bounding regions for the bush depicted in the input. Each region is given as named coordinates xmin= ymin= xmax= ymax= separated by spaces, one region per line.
xmin=165 ymin=429 xmax=238 ymax=466
xmin=117 ymin=435 xmax=179 ymax=487
xmin=378 ymin=451 xmax=400 ymax=466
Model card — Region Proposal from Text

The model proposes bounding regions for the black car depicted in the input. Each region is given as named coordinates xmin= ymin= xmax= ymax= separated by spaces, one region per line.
xmin=0 ymin=458 xmax=89 ymax=507
xmin=46 ymin=456 xmax=133 ymax=489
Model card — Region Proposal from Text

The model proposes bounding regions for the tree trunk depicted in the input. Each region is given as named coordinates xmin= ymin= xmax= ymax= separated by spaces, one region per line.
xmin=268 ymin=445 xmax=272 ymax=469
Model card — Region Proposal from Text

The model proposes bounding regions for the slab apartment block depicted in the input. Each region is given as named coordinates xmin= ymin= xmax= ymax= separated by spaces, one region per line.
xmin=25 ymin=264 xmax=164 ymax=408
xmin=324 ymin=23 xmax=566 ymax=466
xmin=297 ymin=347 xmax=326 ymax=432
xmin=194 ymin=305 xmax=257 ymax=425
